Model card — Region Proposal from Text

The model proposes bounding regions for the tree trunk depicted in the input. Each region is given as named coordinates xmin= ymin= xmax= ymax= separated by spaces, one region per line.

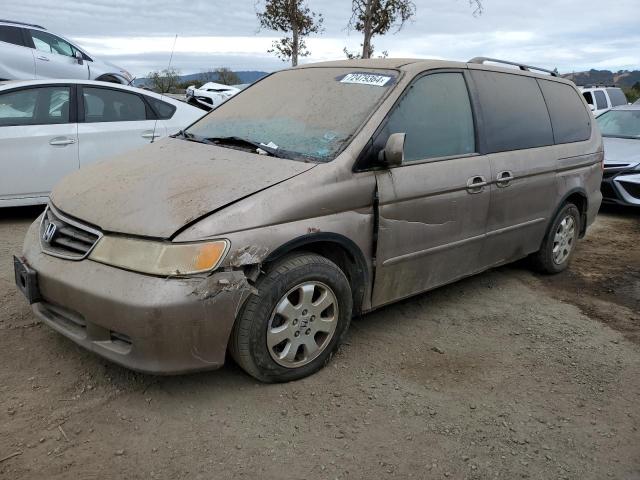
xmin=292 ymin=26 xmax=299 ymax=66
xmin=361 ymin=0 xmax=373 ymax=59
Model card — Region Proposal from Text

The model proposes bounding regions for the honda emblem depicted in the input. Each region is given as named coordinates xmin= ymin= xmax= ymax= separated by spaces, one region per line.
xmin=42 ymin=222 xmax=57 ymax=243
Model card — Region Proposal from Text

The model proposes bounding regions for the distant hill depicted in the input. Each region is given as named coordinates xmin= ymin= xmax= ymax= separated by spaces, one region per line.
xmin=564 ymin=69 xmax=640 ymax=88
xmin=134 ymin=70 xmax=268 ymax=87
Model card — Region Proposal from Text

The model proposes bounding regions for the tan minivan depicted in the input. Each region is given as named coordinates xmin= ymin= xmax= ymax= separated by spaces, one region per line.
xmin=15 ymin=58 xmax=603 ymax=382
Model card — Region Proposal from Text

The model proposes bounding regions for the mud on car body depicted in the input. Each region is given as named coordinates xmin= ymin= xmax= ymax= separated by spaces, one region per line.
xmin=16 ymin=58 xmax=603 ymax=382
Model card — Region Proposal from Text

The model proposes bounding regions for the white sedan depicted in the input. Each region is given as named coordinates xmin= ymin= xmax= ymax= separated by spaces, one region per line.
xmin=0 ymin=79 xmax=205 ymax=207
xmin=185 ymin=82 xmax=240 ymax=110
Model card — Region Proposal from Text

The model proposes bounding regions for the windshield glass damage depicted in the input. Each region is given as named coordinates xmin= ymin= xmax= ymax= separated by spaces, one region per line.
xmin=185 ymin=68 xmax=397 ymax=161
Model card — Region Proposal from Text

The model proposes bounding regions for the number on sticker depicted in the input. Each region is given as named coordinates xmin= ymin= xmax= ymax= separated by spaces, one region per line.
xmin=340 ymin=73 xmax=392 ymax=87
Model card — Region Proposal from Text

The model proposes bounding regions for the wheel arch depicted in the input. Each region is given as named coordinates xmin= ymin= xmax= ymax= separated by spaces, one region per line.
xmin=557 ymin=188 xmax=589 ymax=237
xmin=264 ymin=233 xmax=370 ymax=315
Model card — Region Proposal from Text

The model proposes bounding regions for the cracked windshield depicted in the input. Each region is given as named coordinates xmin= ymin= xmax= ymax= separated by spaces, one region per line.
xmin=186 ymin=68 xmax=396 ymax=161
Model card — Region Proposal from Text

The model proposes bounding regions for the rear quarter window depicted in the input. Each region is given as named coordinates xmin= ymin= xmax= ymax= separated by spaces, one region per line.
xmin=146 ymin=96 xmax=177 ymax=120
xmin=471 ymin=70 xmax=553 ymax=153
xmin=606 ymin=88 xmax=628 ymax=107
xmin=538 ymin=80 xmax=591 ymax=144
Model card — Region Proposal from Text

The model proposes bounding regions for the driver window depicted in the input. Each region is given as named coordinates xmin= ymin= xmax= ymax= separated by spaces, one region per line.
xmin=379 ymin=72 xmax=476 ymax=163
xmin=30 ymin=30 xmax=75 ymax=57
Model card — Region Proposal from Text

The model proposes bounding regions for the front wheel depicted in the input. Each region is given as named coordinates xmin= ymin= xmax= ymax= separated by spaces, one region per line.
xmin=531 ymin=203 xmax=581 ymax=274
xmin=229 ymin=253 xmax=352 ymax=382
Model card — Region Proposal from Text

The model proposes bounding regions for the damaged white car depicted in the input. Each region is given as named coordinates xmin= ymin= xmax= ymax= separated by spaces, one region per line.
xmin=186 ymin=82 xmax=240 ymax=110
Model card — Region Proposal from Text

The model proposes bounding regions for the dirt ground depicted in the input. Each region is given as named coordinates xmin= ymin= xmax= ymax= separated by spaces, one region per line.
xmin=1 ymin=205 xmax=638 ymax=480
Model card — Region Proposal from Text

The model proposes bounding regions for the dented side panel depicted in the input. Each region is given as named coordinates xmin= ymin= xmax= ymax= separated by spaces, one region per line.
xmin=372 ymin=155 xmax=492 ymax=307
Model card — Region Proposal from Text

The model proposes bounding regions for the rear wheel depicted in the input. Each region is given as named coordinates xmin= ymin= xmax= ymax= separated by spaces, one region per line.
xmin=230 ymin=253 xmax=352 ymax=382
xmin=531 ymin=203 xmax=581 ymax=274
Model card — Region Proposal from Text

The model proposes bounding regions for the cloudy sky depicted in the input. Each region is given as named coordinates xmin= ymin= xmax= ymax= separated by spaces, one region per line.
xmin=9 ymin=0 xmax=640 ymax=77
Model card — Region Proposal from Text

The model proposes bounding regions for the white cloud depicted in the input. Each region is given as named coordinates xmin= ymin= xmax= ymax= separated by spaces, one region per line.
xmin=9 ymin=0 xmax=640 ymax=76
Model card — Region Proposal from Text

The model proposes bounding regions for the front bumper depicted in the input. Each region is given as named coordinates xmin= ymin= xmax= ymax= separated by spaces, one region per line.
xmin=20 ymin=220 xmax=251 ymax=375
xmin=601 ymin=166 xmax=640 ymax=207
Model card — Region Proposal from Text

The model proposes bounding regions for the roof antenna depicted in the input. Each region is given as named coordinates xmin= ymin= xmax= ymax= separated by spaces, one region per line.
xmin=151 ymin=34 xmax=178 ymax=143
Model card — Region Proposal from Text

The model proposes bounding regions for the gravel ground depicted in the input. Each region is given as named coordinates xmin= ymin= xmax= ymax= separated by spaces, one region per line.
xmin=1 ymin=205 xmax=638 ymax=480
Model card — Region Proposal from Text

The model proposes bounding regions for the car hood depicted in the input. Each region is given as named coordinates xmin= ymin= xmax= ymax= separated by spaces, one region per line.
xmin=603 ymin=137 xmax=640 ymax=166
xmin=50 ymin=137 xmax=316 ymax=238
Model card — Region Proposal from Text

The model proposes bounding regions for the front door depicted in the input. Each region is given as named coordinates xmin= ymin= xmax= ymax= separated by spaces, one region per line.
xmin=28 ymin=29 xmax=89 ymax=80
xmin=371 ymin=71 xmax=491 ymax=307
xmin=0 ymin=85 xmax=78 ymax=202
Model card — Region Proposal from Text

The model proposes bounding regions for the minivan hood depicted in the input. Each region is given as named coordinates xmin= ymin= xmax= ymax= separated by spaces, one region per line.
xmin=603 ymin=136 xmax=640 ymax=166
xmin=51 ymin=138 xmax=315 ymax=238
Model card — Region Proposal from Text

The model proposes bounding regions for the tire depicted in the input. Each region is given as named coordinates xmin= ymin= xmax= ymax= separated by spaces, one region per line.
xmin=229 ymin=252 xmax=352 ymax=382
xmin=531 ymin=203 xmax=581 ymax=274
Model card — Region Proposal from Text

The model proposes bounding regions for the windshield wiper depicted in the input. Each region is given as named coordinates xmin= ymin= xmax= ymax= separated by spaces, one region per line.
xmin=204 ymin=136 xmax=305 ymax=160
xmin=175 ymin=132 xmax=316 ymax=162
xmin=174 ymin=130 xmax=216 ymax=145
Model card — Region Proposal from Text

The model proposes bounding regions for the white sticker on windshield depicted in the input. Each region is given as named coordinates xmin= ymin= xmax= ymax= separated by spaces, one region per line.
xmin=340 ymin=73 xmax=392 ymax=87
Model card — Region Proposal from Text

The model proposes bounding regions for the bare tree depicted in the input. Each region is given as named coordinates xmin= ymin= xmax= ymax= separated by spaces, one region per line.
xmin=348 ymin=0 xmax=483 ymax=59
xmin=214 ymin=67 xmax=241 ymax=85
xmin=257 ymin=0 xmax=324 ymax=66
xmin=146 ymin=68 xmax=181 ymax=93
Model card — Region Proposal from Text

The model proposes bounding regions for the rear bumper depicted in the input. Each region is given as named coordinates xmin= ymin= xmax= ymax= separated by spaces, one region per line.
xmin=21 ymin=220 xmax=251 ymax=375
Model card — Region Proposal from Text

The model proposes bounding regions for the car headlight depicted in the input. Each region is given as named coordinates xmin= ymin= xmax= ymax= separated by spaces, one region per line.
xmin=88 ymin=237 xmax=229 ymax=275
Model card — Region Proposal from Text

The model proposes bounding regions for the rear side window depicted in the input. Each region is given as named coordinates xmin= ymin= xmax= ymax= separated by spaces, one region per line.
xmin=471 ymin=71 xmax=553 ymax=153
xmin=82 ymin=87 xmax=147 ymax=123
xmin=538 ymin=80 xmax=591 ymax=144
xmin=146 ymin=96 xmax=176 ymax=120
xmin=0 ymin=26 xmax=25 ymax=47
xmin=594 ymin=90 xmax=608 ymax=110
xmin=582 ymin=91 xmax=594 ymax=105
xmin=606 ymin=88 xmax=628 ymax=107
xmin=0 ymin=87 xmax=71 ymax=126
xmin=380 ymin=72 xmax=475 ymax=162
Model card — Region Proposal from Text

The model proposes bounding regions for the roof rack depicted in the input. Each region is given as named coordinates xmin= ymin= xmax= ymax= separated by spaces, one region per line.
xmin=468 ymin=57 xmax=558 ymax=77
xmin=0 ymin=19 xmax=46 ymax=29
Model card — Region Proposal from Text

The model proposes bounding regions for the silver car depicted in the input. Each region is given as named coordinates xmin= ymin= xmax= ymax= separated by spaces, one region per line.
xmin=0 ymin=19 xmax=132 ymax=84
xmin=597 ymin=105 xmax=640 ymax=207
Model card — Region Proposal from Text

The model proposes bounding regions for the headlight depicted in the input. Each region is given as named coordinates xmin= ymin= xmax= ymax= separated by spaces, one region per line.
xmin=88 ymin=237 xmax=229 ymax=275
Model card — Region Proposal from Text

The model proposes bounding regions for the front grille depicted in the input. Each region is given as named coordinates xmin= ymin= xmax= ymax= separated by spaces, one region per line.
xmin=603 ymin=167 xmax=630 ymax=179
xmin=40 ymin=206 xmax=102 ymax=260
xmin=605 ymin=163 xmax=633 ymax=169
xmin=619 ymin=181 xmax=640 ymax=200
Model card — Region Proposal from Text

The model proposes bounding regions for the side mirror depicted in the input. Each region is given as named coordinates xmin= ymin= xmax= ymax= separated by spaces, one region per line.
xmin=74 ymin=50 xmax=84 ymax=65
xmin=379 ymin=132 xmax=405 ymax=167
xmin=588 ymin=104 xmax=595 ymax=112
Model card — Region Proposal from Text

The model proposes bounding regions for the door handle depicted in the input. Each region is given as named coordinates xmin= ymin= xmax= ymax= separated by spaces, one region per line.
xmin=49 ymin=137 xmax=76 ymax=146
xmin=496 ymin=170 xmax=514 ymax=188
xmin=466 ymin=175 xmax=487 ymax=194
xmin=36 ymin=56 xmax=50 ymax=61
xmin=141 ymin=131 xmax=161 ymax=139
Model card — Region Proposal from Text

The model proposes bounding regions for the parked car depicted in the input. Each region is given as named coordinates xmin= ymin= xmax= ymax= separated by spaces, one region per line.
xmin=15 ymin=58 xmax=603 ymax=382
xmin=0 ymin=19 xmax=132 ymax=84
xmin=0 ymin=79 xmax=205 ymax=207
xmin=186 ymin=82 xmax=240 ymax=110
xmin=597 ymin=104 xmax=640 ymax=206
xmin=579 ymin=85 xmax=628 ymax=116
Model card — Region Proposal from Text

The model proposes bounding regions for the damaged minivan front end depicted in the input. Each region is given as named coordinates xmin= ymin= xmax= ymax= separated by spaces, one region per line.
xmin=16 ymin=63 xmax=397 ymax=376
